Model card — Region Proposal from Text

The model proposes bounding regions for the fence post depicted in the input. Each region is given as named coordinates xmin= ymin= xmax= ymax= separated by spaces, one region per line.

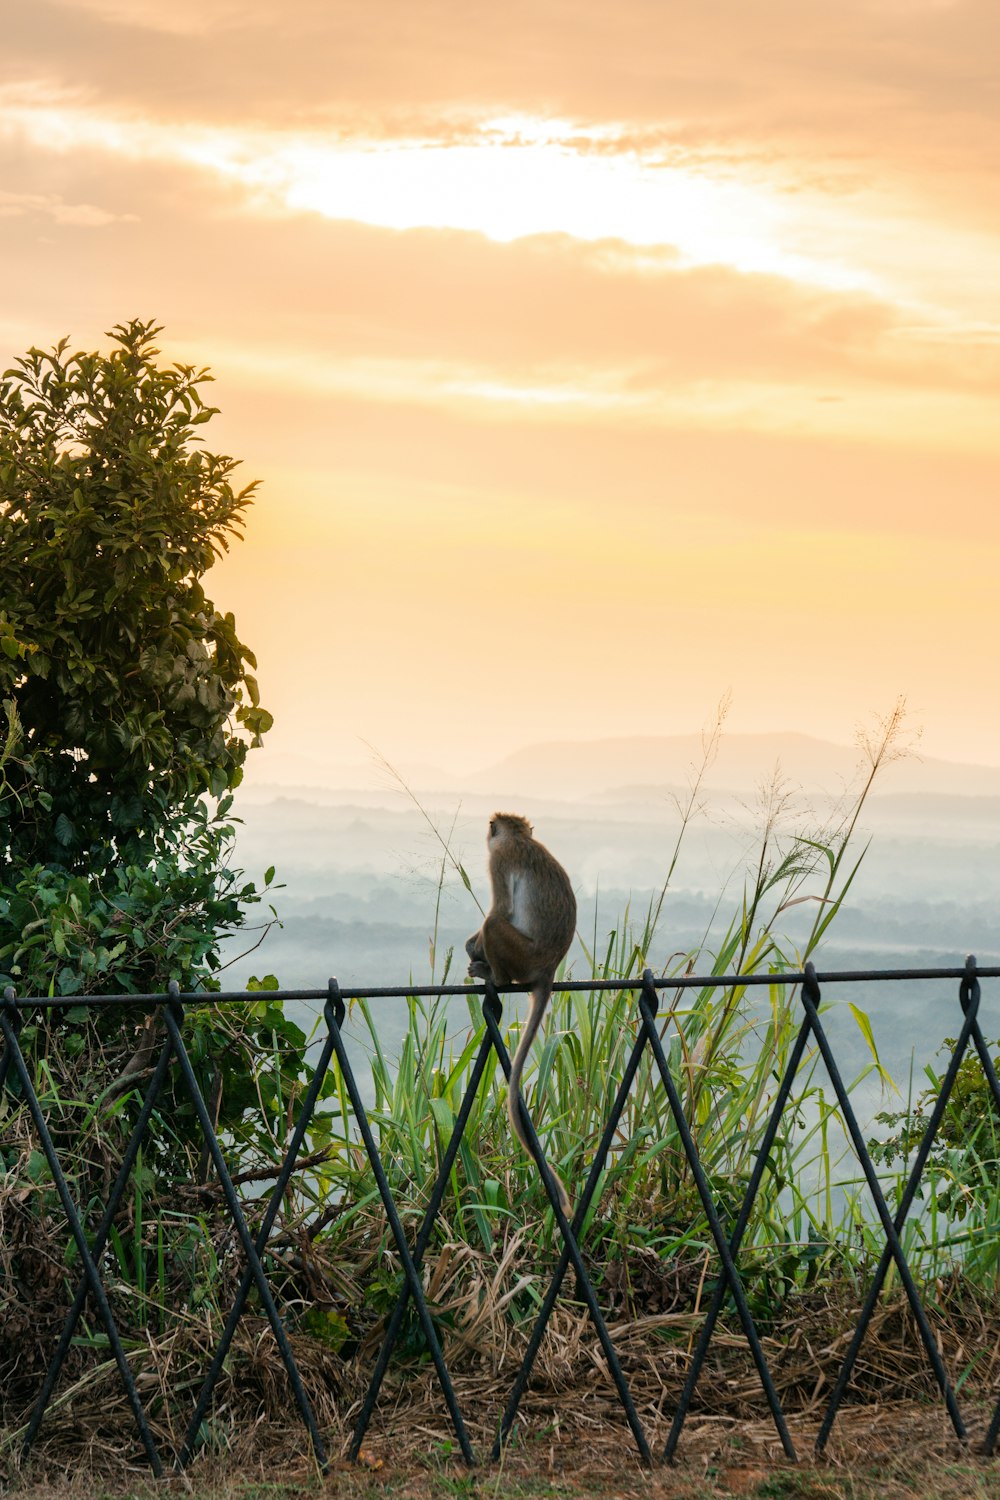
xmin=0 ymin=989 xmax=164 ymax=1474
xmin=799 ymin=965 xmax=966 ymax=1446
xmin=161 ymin=985 xmax=329 ymax=1469
xmin=637 ymin=970 xmax=797 ymax=1462
xmin=323 ymin=980 xmax=475 ymax=1466
xmin=21 ymin=1019 xmax=176 ymax=1463
xmin=483 ymin=984 xmax=652 ymax=1464
xmin=350 ymin=991 xmax=499 ymax=1460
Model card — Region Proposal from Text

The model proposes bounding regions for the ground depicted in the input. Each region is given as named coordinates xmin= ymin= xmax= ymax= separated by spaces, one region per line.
xmin=5 ymin=1405 xmax=1000 ymax=1500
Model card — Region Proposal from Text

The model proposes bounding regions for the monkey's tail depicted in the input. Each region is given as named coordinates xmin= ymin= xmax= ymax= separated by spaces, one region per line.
xmin=507 ymin=983 xmax=572 ymax=1219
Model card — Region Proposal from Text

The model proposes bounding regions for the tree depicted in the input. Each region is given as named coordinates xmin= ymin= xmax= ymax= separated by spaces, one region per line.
xmin=0 ymin=319 xmax=287 ymax=1128
xmin=0 ymin=319 xmax=272 ymax=872
xmin=0 ymin=324 xmax=341 ymax=1413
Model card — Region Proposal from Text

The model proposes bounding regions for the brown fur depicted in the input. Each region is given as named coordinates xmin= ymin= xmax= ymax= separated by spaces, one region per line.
xmin=466 ymin=813 xmax=576 ymax=1216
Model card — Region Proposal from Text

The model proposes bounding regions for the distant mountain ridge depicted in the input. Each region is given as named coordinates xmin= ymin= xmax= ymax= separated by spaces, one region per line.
xmin=243 ymin=730 xmax=1000 ymax=803
xmin=468 ymin=732 xmax=1000 ymax=801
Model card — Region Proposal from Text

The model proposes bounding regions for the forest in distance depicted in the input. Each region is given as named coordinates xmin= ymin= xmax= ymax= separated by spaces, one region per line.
xmin=219 ymin=731 xmax=1000 ymax=1122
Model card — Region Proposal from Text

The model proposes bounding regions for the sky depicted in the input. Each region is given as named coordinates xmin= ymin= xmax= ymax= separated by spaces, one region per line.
xmin=2 ymin=0 xmax=999 ymax=779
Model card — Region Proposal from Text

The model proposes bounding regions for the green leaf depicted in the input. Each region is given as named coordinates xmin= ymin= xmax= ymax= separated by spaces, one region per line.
xmin=848 ymin=1002 xmax=897 ymax=1092
xmin=26 ymin=1150 xmax=50 ymax=1183
xmin=54 ymin=812 xmax=75 ymax=847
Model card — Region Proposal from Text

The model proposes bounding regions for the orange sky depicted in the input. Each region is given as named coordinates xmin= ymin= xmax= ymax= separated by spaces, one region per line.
xmin=2 ymin=0 xmax=999 ymax=776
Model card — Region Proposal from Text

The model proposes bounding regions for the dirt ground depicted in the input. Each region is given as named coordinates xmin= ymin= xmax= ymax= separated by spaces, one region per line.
xmin=6 ymin=1285 xmax=1000 ymax=1500
xmin=5 ymin=1404 xmax=1000 ymax=1500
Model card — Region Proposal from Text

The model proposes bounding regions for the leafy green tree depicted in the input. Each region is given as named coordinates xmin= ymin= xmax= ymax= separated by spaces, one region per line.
xmin=0 ymin=318 xmax=272 ymax=871
xmin=0 ymin=319 xmax=301 ymax=1156
xmin=0 ymin=324 xmax=344 ymax=1407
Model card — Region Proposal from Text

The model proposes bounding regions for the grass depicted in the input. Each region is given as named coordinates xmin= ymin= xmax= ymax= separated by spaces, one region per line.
xmin=6 ymin=1407 xmax=1000 ymax=1499
xmin=324 ymin=700 xmax=983 ymax=1309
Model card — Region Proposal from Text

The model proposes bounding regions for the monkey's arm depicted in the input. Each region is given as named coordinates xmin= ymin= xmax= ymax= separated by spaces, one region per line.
xmin=487 ymin=866 xmax=517 ymax=923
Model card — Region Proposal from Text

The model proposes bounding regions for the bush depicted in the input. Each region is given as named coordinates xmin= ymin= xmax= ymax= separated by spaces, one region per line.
xmin=0 ymin=318 xmax=271 ymax=872
xmin=0 ymin=319 xmax=305 ymax=1179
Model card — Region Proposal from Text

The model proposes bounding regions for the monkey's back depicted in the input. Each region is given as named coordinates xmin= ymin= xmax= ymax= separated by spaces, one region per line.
xmin=512 ymin=836 xmax=576 ymax=960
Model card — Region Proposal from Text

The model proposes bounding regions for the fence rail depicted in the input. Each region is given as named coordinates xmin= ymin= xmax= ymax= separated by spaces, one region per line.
xmin=1 ymin=959 xmax=999 ymax=1472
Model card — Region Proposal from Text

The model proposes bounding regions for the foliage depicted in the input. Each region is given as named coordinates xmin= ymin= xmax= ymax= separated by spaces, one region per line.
xmin=870 ymin=1038 xmax=1000 ymax=1230
xmin=0 ymin=324 xmax=334 ymax=1362
xmin=0 ymin=318 xmax=294 ymax=1168
xmin=0 ymin=318 xmax=272 ymax=872
xmin=0 ymin=814 xmax=314 ymax=1178
xmin=0 ymin=798 xmax=269 ymax=999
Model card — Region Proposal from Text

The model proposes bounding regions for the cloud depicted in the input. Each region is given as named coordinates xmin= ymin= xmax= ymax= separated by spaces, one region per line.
xmin=1 ymin=7 xmax=996 ymax=478
xmin=56 ymin=0 xmax=253 ymax=35
xmin=4 ymin=2 xmax=997 ymax=793
xmin=94 ymin=206 xmax=995 ymax=401
xmin=0 ymin=187 xmax=135 ymax=226
xmin=4 ymin=84 xmax=1000 ymax=345
xmin=0 ymin=140 xmax=995 ymax=461
xmin=11 ymin=2 xmax=1000 ymax=166
xmin=4 ymin=3 xmax=1000 ymax=345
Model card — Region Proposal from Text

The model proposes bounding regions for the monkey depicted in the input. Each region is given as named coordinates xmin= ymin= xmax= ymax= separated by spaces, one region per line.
xmin=466 ymin=813 xmax=576 ymax=1217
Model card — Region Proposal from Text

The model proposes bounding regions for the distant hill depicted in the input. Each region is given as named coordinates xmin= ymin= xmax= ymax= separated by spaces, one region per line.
xmin=467 ymin=732 xmax=1000 ymax=802
xmin=239 ymin=731 xmax=1000 ymax=805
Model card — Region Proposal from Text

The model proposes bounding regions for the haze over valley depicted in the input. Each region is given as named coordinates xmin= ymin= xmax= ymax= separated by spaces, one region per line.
xmin=221 ymin=729 xmax=1000 ymax=1120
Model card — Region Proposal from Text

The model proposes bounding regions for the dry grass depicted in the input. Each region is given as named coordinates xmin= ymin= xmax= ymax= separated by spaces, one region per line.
xmin=3 ymin=1273 xmax=1000 ymax=1499
xmin=4 ymin=1407 xmax=999 ymax=1500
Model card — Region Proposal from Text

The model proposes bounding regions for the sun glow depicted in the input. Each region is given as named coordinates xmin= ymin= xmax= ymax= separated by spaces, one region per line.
xmin=0 ymin=90 xmax=877 ymax=295
xmin=279 ymin=132 xmax=873 ymax=294
xmin=9 ymin=88 xmax=1000 ymax=333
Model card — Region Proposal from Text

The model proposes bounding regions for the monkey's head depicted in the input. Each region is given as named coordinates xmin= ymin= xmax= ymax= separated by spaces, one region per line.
xmin=487 ymin=812 xmax=533 ymax=846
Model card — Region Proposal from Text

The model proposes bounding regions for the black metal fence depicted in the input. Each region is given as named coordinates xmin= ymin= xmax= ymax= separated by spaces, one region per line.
xmin=2 ymin=959 xmax=999 ymax=1472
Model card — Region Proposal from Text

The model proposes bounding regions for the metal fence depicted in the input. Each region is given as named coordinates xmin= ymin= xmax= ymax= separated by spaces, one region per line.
xmin=1 ymin=958 xmax=999 ymax=1472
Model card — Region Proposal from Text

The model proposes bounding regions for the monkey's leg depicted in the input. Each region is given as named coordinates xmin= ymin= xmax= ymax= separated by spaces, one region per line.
xmin=480 ymin=915 xmax=539 ymax=985
xmin=465 ymin=928 xmax=494 ymax=980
